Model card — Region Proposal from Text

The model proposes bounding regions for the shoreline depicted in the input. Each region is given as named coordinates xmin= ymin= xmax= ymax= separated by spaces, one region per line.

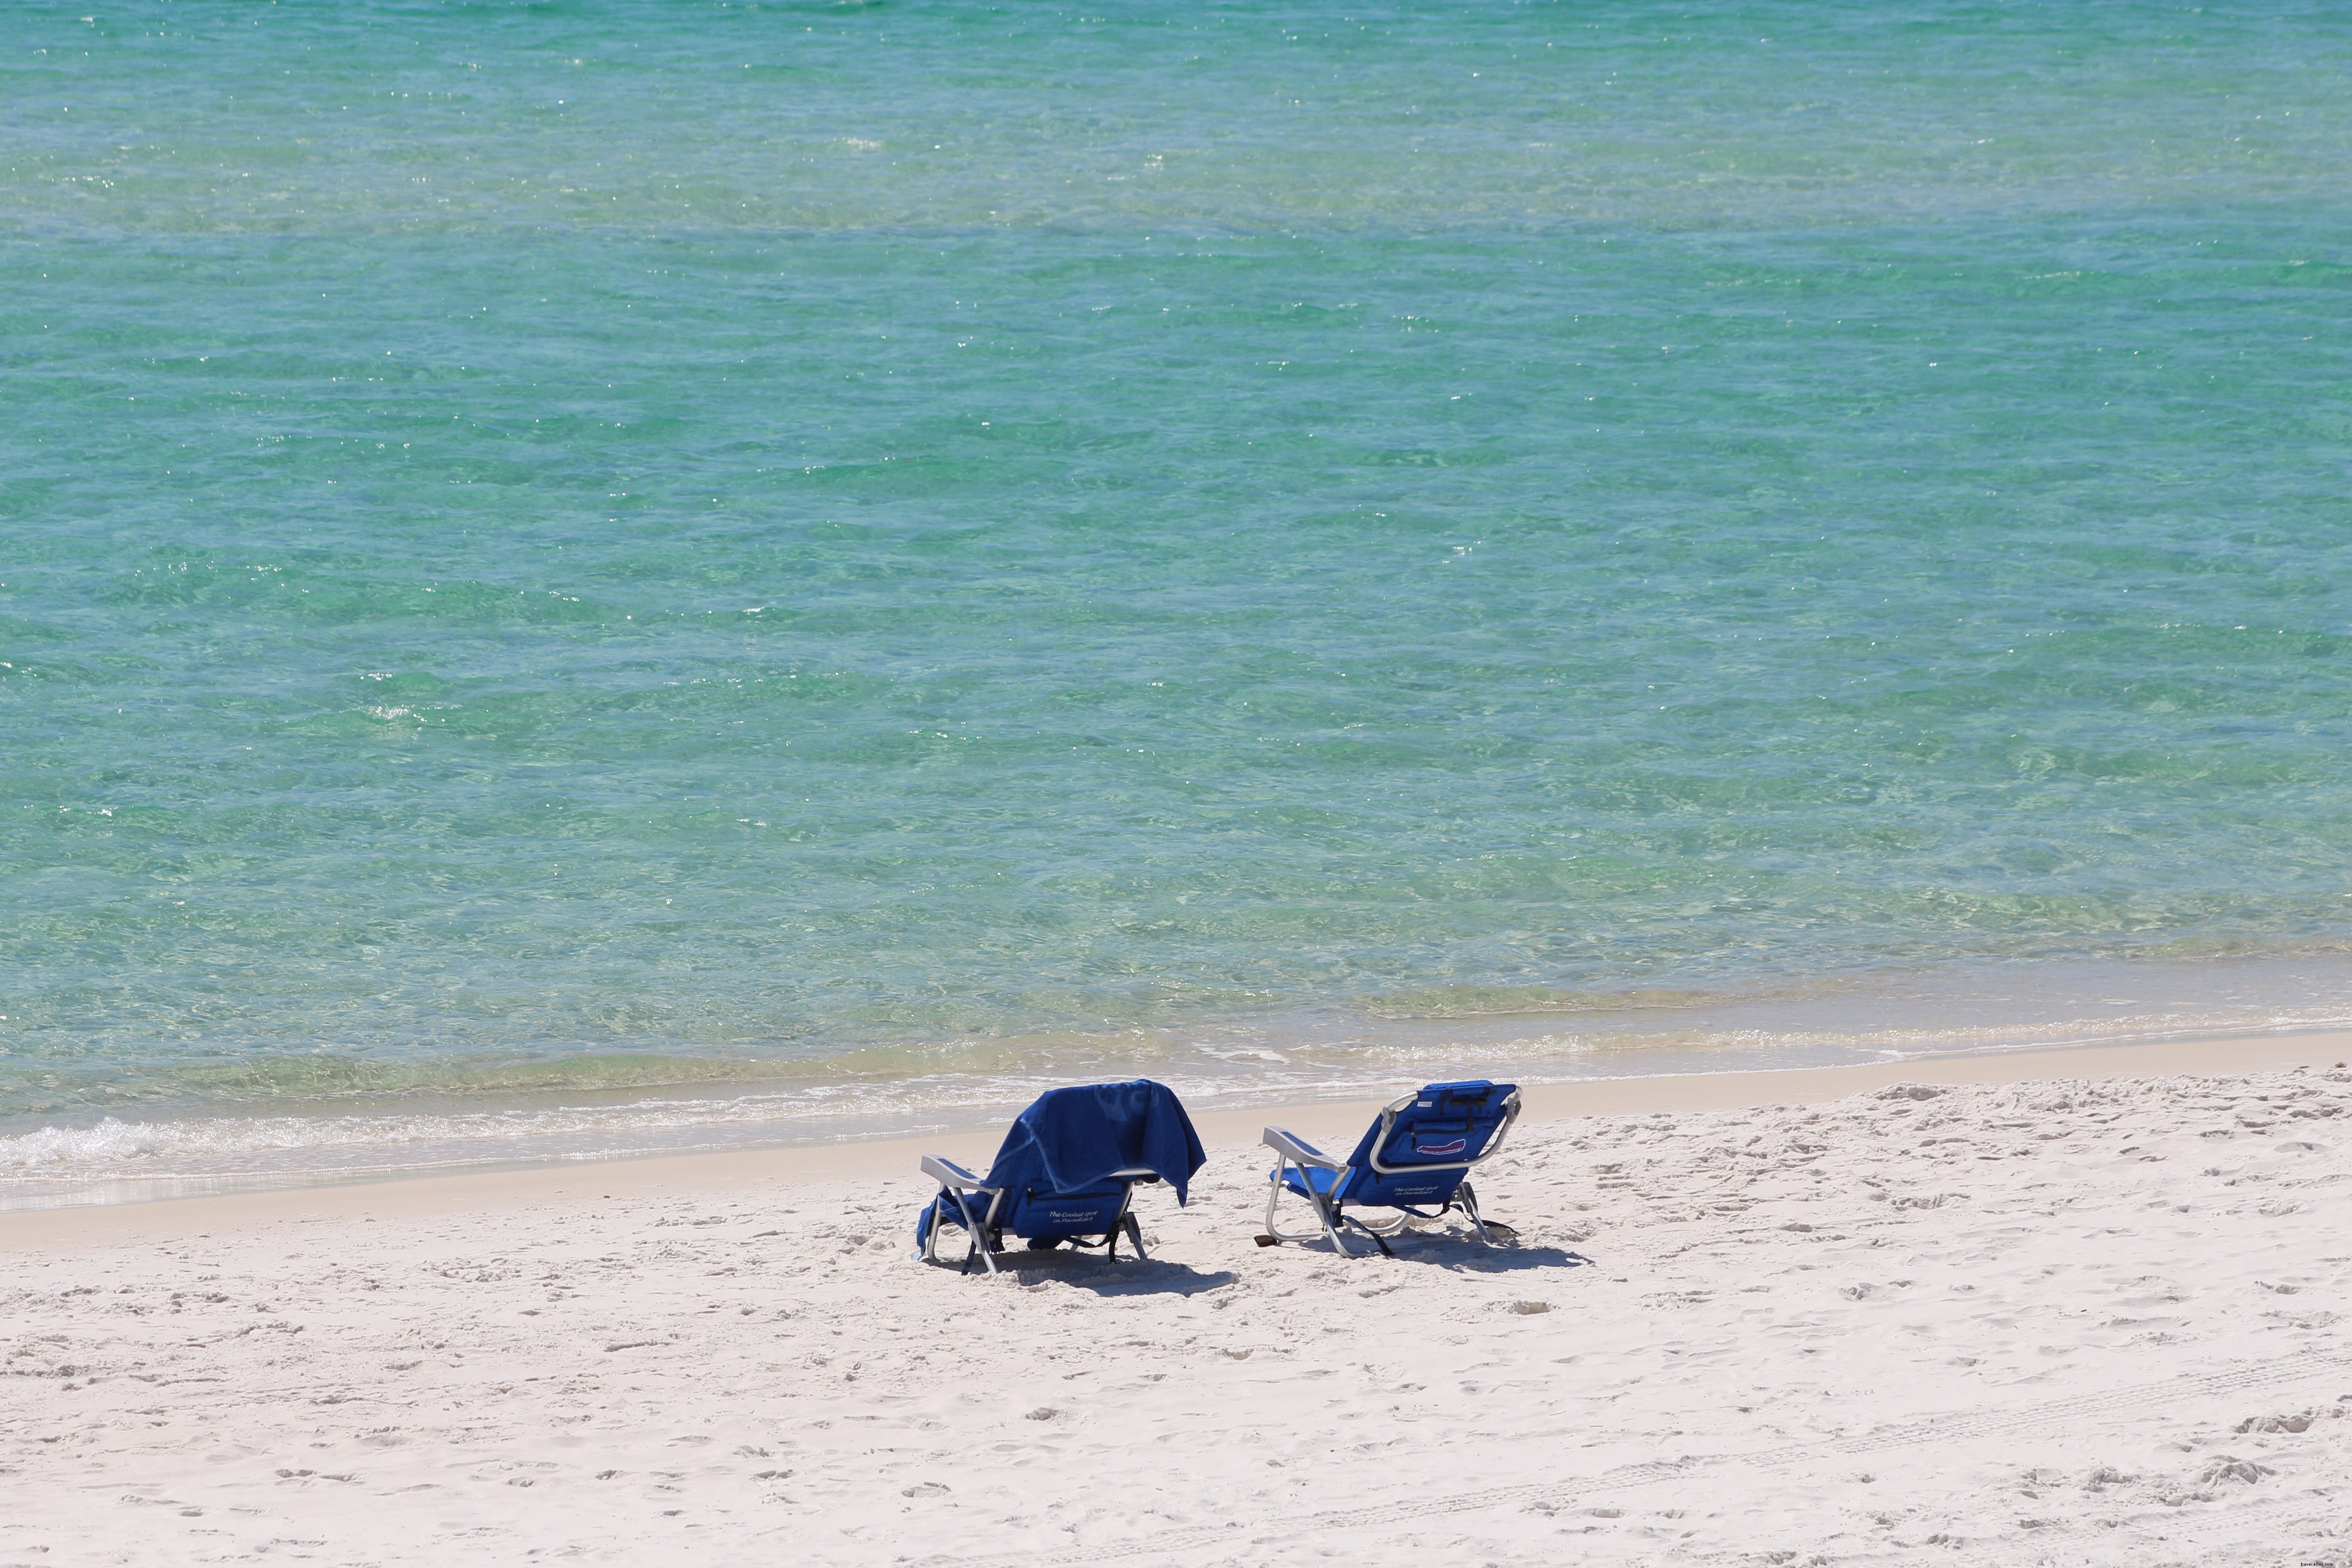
xmin=6 ymin=1022 xmax=2341 ymax=1247
xmin=9 ymin=944 xmax=2347 ymax=1210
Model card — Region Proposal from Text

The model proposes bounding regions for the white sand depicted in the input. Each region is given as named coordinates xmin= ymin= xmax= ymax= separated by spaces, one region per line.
xmin=5 ymin=1035 xmax=2350 ymax=1566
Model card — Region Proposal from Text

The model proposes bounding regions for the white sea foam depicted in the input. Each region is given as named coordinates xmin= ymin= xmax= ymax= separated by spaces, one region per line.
xmin=0 ymin=1107 xmax=616 ymax=1174
xmin=5 ymin=982 xmax=2347 ymax=1204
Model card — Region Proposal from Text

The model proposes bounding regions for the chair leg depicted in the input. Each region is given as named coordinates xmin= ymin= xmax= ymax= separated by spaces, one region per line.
xmin=946 ymin=1189 xmax=1001 ymax=1275
xmin=1121 ymin=1213 xmax=1147 ymax=1262
xmin=1312 ymin=1192 xmax=1354 ymax=1257
xmin=1457 ymin=1182 xmax=1513 ymax=1245
xmin=1259 ymin=1165 xmax=1288 ymax=1245
xmin=1262 ymin=1160 xmax=1354 ymax=1254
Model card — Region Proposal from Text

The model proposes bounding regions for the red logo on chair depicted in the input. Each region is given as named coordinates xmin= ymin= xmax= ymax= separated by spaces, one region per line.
xmin=1413 ymin=1137 xmax=1468 ymax=1157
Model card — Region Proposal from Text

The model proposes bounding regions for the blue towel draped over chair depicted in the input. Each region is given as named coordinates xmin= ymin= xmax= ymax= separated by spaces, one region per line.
xmin=983 ymin=1079 xmax=1207 ymax=1206
xmin=915 ymin=1080 xmax=1206 ymax=1274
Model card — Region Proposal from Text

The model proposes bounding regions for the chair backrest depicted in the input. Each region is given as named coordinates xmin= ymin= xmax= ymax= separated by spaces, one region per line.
xmin=982 ymin=1078 xmax=1208 ymax=1204
xmin=1339 ymin=1080 xmax=1519 ymax=1206
xmin=996 ymin=1182 xmax=1132 ymax=1243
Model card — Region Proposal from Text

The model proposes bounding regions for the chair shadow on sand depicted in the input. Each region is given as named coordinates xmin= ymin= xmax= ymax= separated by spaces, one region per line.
xmin=1300 ymin=1226 xmax=1592 ymax=1274
xmin=1432 ymin=1242 xmax=1593 ymax=1274
xmin=999 ymin=1252 xmax=1240 ymax=1297
xmin=997 ymin=1235 xmax=1592 ymax=1293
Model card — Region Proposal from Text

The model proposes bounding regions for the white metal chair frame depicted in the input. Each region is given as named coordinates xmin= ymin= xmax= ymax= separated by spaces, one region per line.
xmin=1260 ymin=1087 xmax=1522 ymax=1256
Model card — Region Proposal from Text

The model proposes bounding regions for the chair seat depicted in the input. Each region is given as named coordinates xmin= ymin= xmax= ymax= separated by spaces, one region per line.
xmin=1281 ymin=1165 xmax=1464 ymax=1209
xmin=1280 ymin=1166 xmax=1344 ymax=1200
xmin=926 ymin=1183 xmax=1131 ymax=1238
xmin=999 ymin=1186 xmax=1129 ymax=1242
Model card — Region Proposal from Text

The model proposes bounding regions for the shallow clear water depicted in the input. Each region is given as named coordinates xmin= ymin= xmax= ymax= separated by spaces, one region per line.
xmin=4 ymin=1 xmax=2350 ymax=1196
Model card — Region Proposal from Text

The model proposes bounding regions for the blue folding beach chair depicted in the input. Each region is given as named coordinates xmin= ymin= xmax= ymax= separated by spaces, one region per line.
xmin=915 ymin=1079 xmax=1208 ymax=1275
xmin=1258 ymin=1080 xmax=1522 ymax=1256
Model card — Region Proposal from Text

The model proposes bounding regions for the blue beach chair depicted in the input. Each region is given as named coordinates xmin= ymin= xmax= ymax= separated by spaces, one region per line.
xmin=915 ymin=1079 xmax=1208 ymax=1275
xmin=1258 ymin=1080 xmax=1523 ymax=1256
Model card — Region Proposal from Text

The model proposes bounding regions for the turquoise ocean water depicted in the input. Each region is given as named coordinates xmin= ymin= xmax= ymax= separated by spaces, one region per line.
xmin=5 ymin=1 xmax=2350 ymax=1199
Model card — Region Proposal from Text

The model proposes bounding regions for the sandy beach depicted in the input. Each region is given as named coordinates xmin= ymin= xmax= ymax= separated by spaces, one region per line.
xmin=5 ymin=1032 xmax=2349 ymax=1567
xmin=14 ymin=5 xmax=2351 ymax=1563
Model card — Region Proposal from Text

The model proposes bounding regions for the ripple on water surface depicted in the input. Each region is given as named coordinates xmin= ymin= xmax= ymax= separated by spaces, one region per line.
xmin=3 ymin=2 xmax=2350 ymax=1189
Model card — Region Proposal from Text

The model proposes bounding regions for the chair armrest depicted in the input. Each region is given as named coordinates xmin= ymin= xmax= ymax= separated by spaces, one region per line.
xmin=1260 ymin=1126 xmax=1343 ymax=1169
xmin=921 ymin=1154 xmax=992 ymax=1189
